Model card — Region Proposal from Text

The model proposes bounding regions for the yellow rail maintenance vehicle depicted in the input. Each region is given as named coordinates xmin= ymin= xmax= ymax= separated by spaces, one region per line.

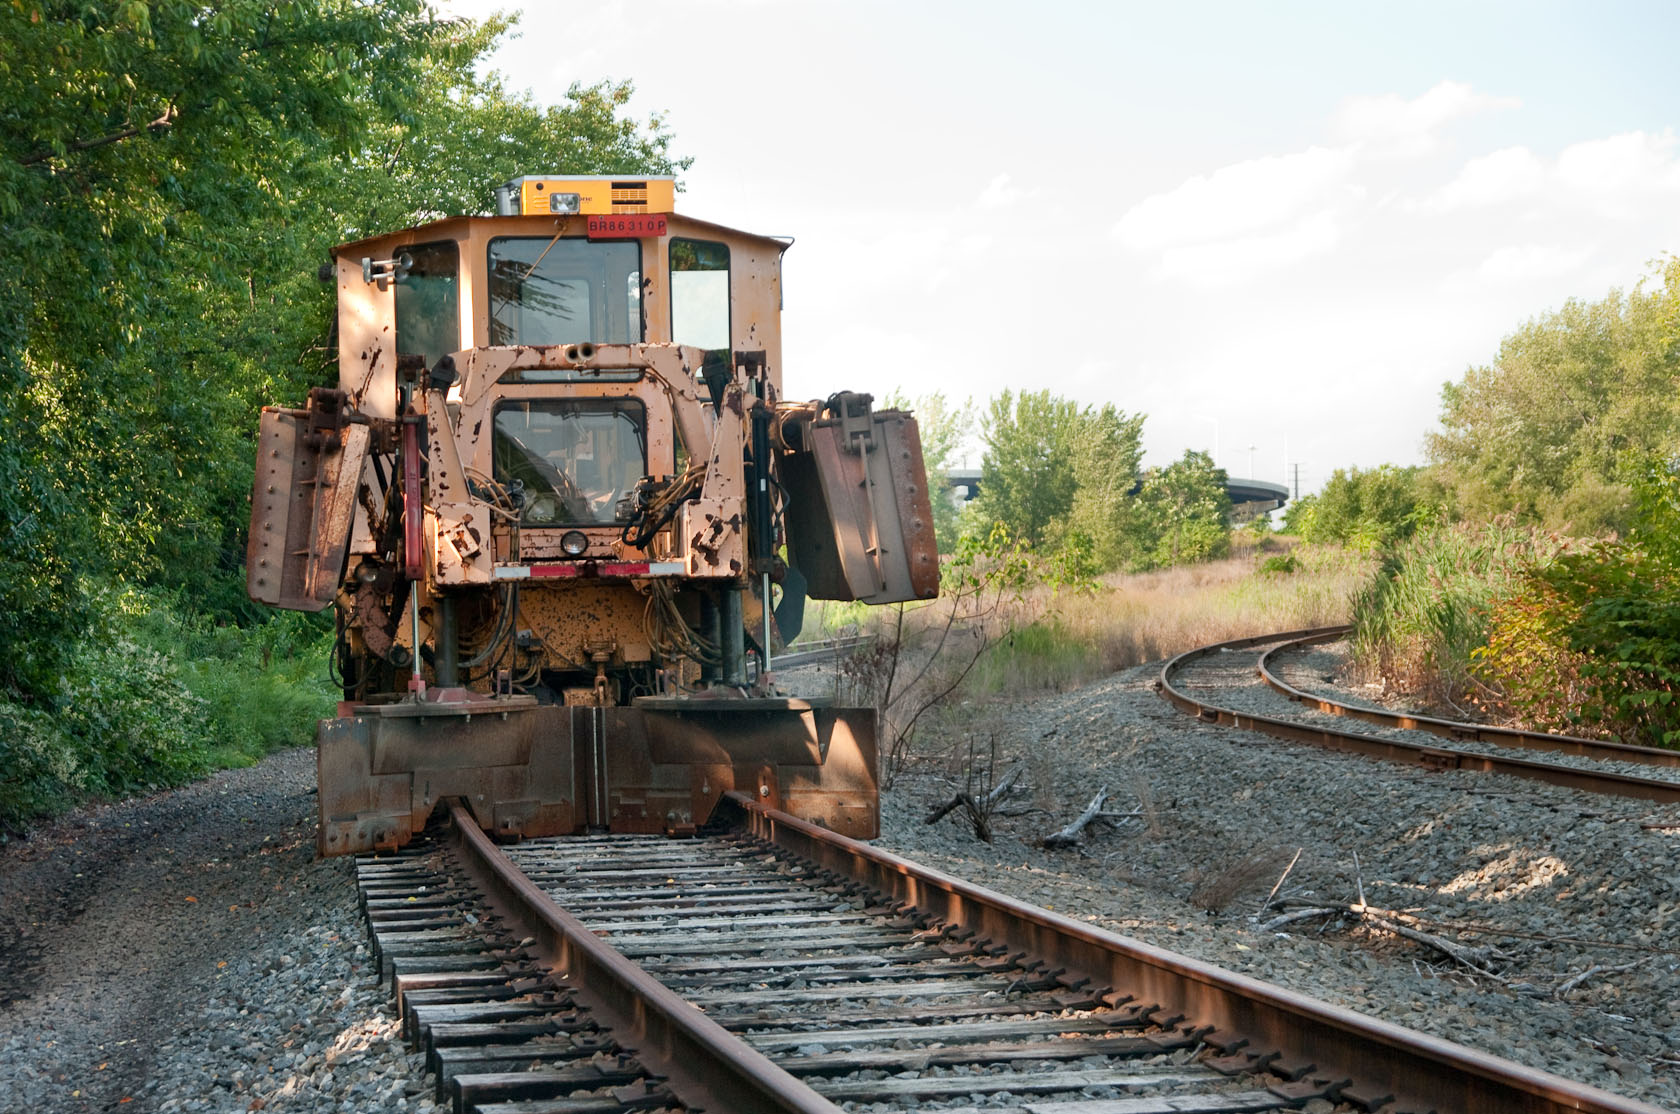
xmin=248 ymin=175 xmax=937 ymax=856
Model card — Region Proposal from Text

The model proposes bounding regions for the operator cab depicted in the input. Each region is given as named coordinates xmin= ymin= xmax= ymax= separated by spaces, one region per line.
xmin=336 ymin=174 xmax=788 ymax=419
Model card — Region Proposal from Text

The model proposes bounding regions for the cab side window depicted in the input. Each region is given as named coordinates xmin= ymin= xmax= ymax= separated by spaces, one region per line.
xmin=670 ymin=238 xmax=730 ymax=351
xmin=395 ymin=241 xmax=460 ymax=368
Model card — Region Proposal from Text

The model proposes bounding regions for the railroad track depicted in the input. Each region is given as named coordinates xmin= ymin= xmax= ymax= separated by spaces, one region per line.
xmin=355 ymin=795 xmax=1663 ymax=1114
xmin=769 ymin=636 xmax=872 ymax=672
xmin=1158 ymin=626 xmax=1680 ymax=806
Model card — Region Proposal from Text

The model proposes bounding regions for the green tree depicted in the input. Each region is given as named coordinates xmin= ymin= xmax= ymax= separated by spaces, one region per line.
xmin=1283 ymin=464 xmax=1428 ymax=550
xmin=0 ymin=0 xmax=443 ymax=693
xmin=0 ymin=5 xmax=692 ymax=824
xmin=1063 ymin=404 xmax=1146 ymax=569
xmin=970 ymin=389 xmax=1082 ymax=548
xmin=1427 ymin=265 xmax=1680 ymax=535
xmin=1130 ymin=450 xmax=1231 ymax=568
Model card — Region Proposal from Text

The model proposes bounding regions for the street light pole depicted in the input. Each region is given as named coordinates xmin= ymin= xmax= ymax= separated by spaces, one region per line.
xmin=1195 ymin=415 xmax=1220 ymax=470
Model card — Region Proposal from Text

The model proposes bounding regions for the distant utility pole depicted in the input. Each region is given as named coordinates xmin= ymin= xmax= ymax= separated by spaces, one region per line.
xmin=1291 ymin=462 xmax=1302 ymax=500
xmin=1246 ymin=444 xmax=1257 ymax=478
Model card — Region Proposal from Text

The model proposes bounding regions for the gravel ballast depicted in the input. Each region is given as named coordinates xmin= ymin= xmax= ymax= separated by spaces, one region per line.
xmin=873 ymin=661 xmax=1680 ymax=1111
xmin=0 ymin=750 xmax=443 ymax=1114
xmin=2 ymin=656 xmax=1677 ymax=1111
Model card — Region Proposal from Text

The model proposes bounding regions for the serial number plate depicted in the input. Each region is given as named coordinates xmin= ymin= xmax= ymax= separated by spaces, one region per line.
xmin=588 ymin=214 xmax=667 ymax=239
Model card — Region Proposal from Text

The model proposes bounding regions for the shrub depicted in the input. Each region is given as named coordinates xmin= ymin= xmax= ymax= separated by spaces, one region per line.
xmin=1475 ymin=461 xmax=1680 ymax=746
xmin=0 ymin=629 xmax=215 ymax=833
xmin=0 ymin=588 xmax=334 ymax=833
xmin=1349 ymin=521 xmax=1561 ymax=709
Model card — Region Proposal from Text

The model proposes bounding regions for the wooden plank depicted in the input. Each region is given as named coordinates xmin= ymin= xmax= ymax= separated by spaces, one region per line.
xmin=744 ymin=1013 xmax=1145 ymax=1051
xmin=425 ymin=1018 xmax=589 ymax=1049
xmin=394 ymin=971 xmax=518 ymax=1010
xmin=409 ymin=1001 xmax=571 ymax=1041
xmin=680 ymin=975 xmax=1019 ymax=1006
xmin=1021 ymin=1091 xmax=1286 ymax=1113
xmin=585 ymin=910 xmax=878 ymax=934
xmin=811 ymin=1067 xmax=1207 ymax=1101
xmin=546 ymin=884 xmax=805 ymax=906
xmin=434 ymin=1041 xmax=596 ymax=1080
xmin=474 ymin=1097 xmax=671 ymax=1114
xmin=641 ymin=947 xmax=946 ymax=976
xmin=708 ymin=996 xmax=1105 ymax=1032
xmin=451 ymin=1065 xmax=647 ymax=1114
xmin=389 ymin=954 xmax=503 ymax=976
xmin=607 ymin=924 xmax=907 ymax=955
xmin=652 ymin=959 xmax=988 ymax=990
xmin=563 ymin=897 xmax=837 ymax=921
xmin=779 ymin=1034 xmax=1192 ymax=1074
xmin=366 ymin=913 xmax=467 ymax=931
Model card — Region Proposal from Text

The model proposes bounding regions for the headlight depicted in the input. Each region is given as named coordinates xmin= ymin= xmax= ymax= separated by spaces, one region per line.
xmin=561 ymin=530 xmax=589 ymax=556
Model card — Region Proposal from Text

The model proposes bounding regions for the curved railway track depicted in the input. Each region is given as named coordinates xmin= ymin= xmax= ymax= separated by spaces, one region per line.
xmin=1157 ymin=626 xmax=1680 ymax=806
xmin=355 ymin=794 xmax=1663 ymax=1114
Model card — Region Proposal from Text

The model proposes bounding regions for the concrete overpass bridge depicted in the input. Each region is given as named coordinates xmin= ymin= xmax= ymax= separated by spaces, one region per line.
xmin=945 ymin=469 xmax=1289 ymax=519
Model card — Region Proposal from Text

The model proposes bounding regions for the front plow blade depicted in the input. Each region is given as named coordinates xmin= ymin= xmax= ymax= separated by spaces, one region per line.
xmin=314 ymin=696 xmax=878 ymax=856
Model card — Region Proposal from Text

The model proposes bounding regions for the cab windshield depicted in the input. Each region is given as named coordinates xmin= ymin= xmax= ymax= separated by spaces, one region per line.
xmin=487 ymin=237 xmax=641 ymax=346
xmin=492 ymin=399 xmax=648 ymax=526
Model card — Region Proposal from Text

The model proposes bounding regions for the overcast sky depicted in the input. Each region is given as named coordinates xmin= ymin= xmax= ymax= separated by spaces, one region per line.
xmin=443 ymin=0 xmax=1680 ymax=491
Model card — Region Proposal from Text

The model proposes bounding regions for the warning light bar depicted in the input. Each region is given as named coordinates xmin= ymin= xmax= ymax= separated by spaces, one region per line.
xmin=495 ymin=175 xmax=676 ymax=218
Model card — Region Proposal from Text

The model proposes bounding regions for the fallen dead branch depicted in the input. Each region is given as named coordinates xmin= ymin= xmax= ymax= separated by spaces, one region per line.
xmin=1260 ymin=906 xmax=1340 ymax=932
xmin=1261 ymin=898 xmax=1513 ymax=977
xmin=1043 ymin=786 xmax=1109 ymax=849
xmin=1554 ymin=959 xmax=1647 ymax=1000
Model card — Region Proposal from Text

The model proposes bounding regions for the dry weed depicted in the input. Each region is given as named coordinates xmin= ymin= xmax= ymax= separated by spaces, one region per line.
xmin=1188 ymin=846 xmax=1298 ymax=913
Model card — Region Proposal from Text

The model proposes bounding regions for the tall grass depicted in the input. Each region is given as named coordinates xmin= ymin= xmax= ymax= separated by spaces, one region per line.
xmin=840 ymin=537 xmax=1364 ymax=702
xmin=954 ymin=539 xmax=1370 ymax=697
xmin=1348 ymin=521 xmax=1563 ymax=709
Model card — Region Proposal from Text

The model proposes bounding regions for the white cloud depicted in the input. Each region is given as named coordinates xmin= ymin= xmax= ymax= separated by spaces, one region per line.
xmin=1418 ymin=146 xmax=1545 ymax=211
xmin=1478 ymin=243 xmax=1595 ymax=281
xmin=1555 ymin=131 xmax=1680 ymax=215
xmin=1113 ymin=146 xmax=1354 ymax=251
xmin=1333 ymin=79 xmax=1519 ymax=156
xmin=1157 ymin=210 xmax=1343 ymax=288
xmin=975 ymin=173 xmax=1021 ymax=210
xmin=1418 ymin=131 xmax=1680 ymax=221
xmin=1442 ymin=243 xmax=1596 ymax=292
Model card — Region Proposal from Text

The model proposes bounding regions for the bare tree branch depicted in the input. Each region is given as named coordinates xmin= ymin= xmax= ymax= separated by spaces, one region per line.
xmin=20 ymin=104 xmax=179 ymax=167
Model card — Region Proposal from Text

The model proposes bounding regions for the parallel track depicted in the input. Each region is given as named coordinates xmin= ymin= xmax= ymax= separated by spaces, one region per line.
xmin=1157 ymin=626 xmax=1680 ymax=805
xmin=356 ymin=795 xmax=1664 ymax=1114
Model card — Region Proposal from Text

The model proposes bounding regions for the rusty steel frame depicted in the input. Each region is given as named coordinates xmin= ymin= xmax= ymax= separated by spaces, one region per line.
xmin=1156 ymin=627 xmax=1680 ymax=806
xmin=727 ymin=793 xmax=1669 ymax=1114
xmin=442 ymin=800 xmax=840 ymax=1114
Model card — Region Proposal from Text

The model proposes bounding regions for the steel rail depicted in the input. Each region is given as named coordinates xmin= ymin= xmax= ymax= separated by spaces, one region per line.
xmin=442 ymin=800 xmax=841 ymax=1114
xmin=771 ymin=634 xmax=871 ymax=671
xmin=1157 ymin=628 xmax=1680 ymax=806
xmin=1258 ymin=625 xmax=1680 ymax=767
xmin=726 ymin=791 xmax=1668 ymax=1114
